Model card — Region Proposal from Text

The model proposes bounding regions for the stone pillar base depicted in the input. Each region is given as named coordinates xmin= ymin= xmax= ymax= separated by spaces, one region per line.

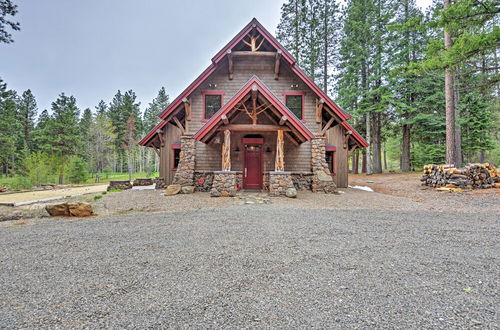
xmin=311 ymin=170 xmax=337 ymax=193
xmin=269 ymin=171 xmax=295 ymax=197
xmin=172 ymin=137 xmax=196 ymax=187
xmin=210 ymin=171 xmax=237 ymax=197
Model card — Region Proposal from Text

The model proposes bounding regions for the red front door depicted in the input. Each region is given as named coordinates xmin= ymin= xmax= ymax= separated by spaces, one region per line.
xmin=243 ymin=144 xmax=262 ymax=189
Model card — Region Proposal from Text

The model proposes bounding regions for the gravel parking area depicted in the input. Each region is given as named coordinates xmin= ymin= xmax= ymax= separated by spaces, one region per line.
xmin=1 ymin=205 xmax=498 ymax=328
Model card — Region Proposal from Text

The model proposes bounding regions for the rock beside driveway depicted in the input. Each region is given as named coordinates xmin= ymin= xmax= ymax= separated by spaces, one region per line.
xmin=181 ymin=186 xmax=195 ymax=194
xmin=165 ymin=184 xmax=181 ymax=196
xmin=286 ymin=187 xmax=297 ymax=198
xmin=45 ymin=202 xmax=94 ymax=217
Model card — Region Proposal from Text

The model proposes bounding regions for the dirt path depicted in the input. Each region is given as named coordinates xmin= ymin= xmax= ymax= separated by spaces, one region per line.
xmin=0 ymin=185 xmax=107 ymax=206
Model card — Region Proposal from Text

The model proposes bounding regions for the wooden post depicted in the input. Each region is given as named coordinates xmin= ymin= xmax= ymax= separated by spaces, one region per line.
xmin=222 ymin=130 xmax=231 ymax=171
xmin=274 ymin=49 xmax=282 ymax=80
xmin=182 ymin=98 xmax=191 ymax=121
xmin=227 ymin=50 xmax=233 ymax=80
xmin=315 ymin=98 xmax=325 ymax=123
xmin=275 ymin=129 xmax=285 ymax=172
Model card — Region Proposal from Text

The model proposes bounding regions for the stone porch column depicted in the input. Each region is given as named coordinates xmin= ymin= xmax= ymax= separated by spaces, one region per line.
xmin=310 ymin=135 xmax=336 ymax=193
xmin=172 ymin=136 xmax=196 ymax=186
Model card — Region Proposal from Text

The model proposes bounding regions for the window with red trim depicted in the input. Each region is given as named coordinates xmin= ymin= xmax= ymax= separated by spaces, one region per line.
xmin=172 ymin=144 xmax=181 ymax=170
xmin=284 ymin=92 xmax=305 ymax=120
xmin=202 ymin=91 xmax=224 ymax=120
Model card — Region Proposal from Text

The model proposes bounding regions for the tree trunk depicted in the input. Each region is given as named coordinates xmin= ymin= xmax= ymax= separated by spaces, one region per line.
xmin=479 ymin=150 xmax=485 ymax=163
xmin=353 ymin=149 xmax=359 ymax=174
xmin=372 ymin=112 xmax=382 ymax=173
xmin=365 ymin=113 xmax=372 ymax=175
xmin=454 ymin=69 xmax=462 ymax=167
xmin=444 ymin=0 xmax=456 ymax=165
xmin=361 ymin=151 xmax=367 ymax=174
xmin=401 ymin=124 xmax=411 ymax=171
xmin=322 ymin=0 xmax=328 ymax=94
xmin=383 ymin=145 xmax=387 ymax=170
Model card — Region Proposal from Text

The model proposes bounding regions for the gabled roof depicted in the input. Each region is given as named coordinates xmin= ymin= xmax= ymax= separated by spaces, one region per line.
xmin=193 ymin=76 xmax=315 ymax=142
xmin=139 ymin=18 xmax=368 ymax=148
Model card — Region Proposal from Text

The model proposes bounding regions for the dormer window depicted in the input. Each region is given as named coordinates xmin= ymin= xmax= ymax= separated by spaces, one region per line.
xmin=284 ymin=92 xmax=305 ymax=120
xmin=202 ymin=91 xmax=224 ymax=120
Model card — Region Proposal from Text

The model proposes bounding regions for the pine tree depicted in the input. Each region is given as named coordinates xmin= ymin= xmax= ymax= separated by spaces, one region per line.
xmin=0 ymin=78 xmax=19 ymax=174
xmin=108 ymin=90 xmax=141 ymax=172
xmin=0 ymin=0 xmax=20 ymax=43
xmin=143 ymin=87 xmax=170 ymax=132
xmin=122 ymin=114 xmax=137 ymax=181
xmin=41 ymin=93 xmax=82 ymax=183
xmin=86 ymin=113 xmax=116 ymax=182
xmin=17 ymin=89 xmax=37 ymax=153
xmin=79 ymin=108 xmax=93 ymax=139
xmin=276 ymin=0 xmax=307 ymax=64
xmin=95 ymin=100 xmax=107 ymax=116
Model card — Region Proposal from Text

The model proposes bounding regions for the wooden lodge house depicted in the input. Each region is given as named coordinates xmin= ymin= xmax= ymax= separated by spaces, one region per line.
xmin=139 ymin=18 xmax=368 ymax=196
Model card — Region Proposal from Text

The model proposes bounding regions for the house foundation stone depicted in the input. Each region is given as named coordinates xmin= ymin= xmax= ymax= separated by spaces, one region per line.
xmin=211 ymin=171 xmax=237 ymax=197
xmin=172 ymin=136 xmax=196 ymax=186
xmin=311 ymin=136 xmax=336 ymax=193
xmin=268 ymin=171 xmax=294 ymax=197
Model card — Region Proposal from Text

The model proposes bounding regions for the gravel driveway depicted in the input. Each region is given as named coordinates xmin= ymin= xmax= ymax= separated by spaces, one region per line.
xmin=0 ymin=205 xmax=498 ymax=328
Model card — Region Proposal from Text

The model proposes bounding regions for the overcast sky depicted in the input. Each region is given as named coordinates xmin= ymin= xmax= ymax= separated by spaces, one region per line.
xmin=1 ymin=0 xmax=433 ymax=115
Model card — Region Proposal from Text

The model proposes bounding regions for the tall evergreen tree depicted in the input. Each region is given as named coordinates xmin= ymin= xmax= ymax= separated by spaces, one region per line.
xmin=0 ymin=0 xmax=20 ymax=43
xmin=40 ymin=93 xmax=82 ymax=183
xmin=0 ymin=78 xmax=19 ymax=174
xmin=95 ymin=100 xmax=107 ymax=116
xmin=143 ymin=87 xmax=170 ymax=132
xmin=17 ymin=89 xmax=37 ymax=152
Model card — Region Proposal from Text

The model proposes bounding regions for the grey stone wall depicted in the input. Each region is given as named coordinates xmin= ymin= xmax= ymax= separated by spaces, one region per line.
xmin=210 ymin=171 xmax=237 ymax=197
xmin=268 ymin=171 xmax=294 ymax=197
xmin=291 ymin=173 xmax=313 ymax=190
xmin=172 ymin=136 xmax=196 ymax=186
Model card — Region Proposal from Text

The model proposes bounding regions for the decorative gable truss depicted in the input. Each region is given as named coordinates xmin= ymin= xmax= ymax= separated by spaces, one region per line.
xmin=193 ymin=76 xmax=314 ymax=145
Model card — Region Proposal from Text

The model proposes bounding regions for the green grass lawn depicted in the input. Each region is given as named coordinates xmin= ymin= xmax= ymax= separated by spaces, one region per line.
xmin=0 ymin=172 xmax=158 ymax=190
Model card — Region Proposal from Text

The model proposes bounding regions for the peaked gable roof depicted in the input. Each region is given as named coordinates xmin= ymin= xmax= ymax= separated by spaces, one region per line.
xmin=139 ymin=18 xmax=368 ymax=148
xmin=193 ymin=75 xmax=315 ymax=142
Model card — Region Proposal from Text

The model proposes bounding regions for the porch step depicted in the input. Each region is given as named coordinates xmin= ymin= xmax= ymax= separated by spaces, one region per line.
xmin=233 ymin=192 xmax=271 ymax=205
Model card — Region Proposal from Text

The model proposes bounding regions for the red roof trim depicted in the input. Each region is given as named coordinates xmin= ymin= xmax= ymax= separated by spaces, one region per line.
xmin=341 ymin=121 xmax=369 ymax=148
xmin=158 ymin=63 xmax=216 ymax=120
xmin=193 ymin=76 xmax=314 ymax=142
xmin=138 ymin=120 xmax=166 ymax=146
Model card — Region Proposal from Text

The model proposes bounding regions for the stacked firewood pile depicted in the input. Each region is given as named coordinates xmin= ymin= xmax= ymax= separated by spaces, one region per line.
xmin=421 ymin=163 xmax=500 ymax=189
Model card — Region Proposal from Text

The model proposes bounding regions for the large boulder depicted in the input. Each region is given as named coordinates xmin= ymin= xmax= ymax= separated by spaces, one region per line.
xmin=45 ymin=202 xmax=94 ymax=217
xmin=181 ymin=186 xmax=195 ymax=194
xmin=315 ymin=170 xmax=333 ymax=182
xmin=165 ymin=184 xmax=182 ymax=196
xmin=210 ymin=188 xmax=221 ymax=197
xmin=45 ymin=203 xmax=69 ymax=216
xmin=285 ymin=187 xmax=297 ymax=198
xmin=68 ymin=202 xmax=93 ymax=217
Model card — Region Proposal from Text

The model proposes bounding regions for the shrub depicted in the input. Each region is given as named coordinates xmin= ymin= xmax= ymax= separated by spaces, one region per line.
xmin=21 ymin=151 xmax=52 ymax=187
xmin=94 ymin=195 xmax=102 ymax=200
xmin=68 ymin=156 xmax=88 ymax=184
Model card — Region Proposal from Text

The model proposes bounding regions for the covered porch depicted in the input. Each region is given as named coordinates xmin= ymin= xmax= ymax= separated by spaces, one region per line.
xmin=192 ymin=76 xmax=315 ymax=195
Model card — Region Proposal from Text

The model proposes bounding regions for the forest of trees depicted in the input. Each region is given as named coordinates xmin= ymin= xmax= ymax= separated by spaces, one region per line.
xmin=277 ymin=0 xmax=499 ymax=173
xmin=0 ymin=81 xmax=169 ymax=185
xmin=0 ymin=0 xmax=498 ymax=187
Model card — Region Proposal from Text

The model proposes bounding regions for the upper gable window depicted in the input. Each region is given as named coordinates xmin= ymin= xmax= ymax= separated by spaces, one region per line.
xmin=202 ymin=91 xmax=224 ymax=120
xmin=284 ymin=92 xmax=305 ymax=120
